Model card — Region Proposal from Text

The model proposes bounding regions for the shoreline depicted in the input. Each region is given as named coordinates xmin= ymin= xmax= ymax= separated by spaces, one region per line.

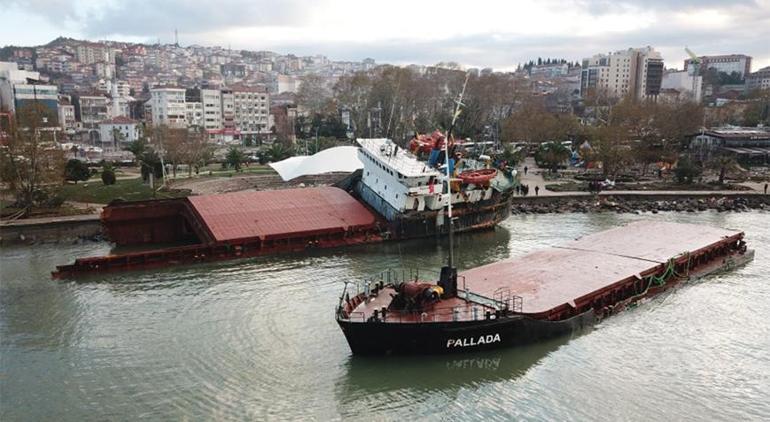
xmin=2 ymin=192 xmax=768 ymax=246
xmin=511 ymin=193 xmax=769 ymax=214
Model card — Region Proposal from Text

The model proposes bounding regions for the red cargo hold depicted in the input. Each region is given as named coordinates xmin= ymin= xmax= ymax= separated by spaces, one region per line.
xmin=188 ymin=187 xmax=377 ymax=243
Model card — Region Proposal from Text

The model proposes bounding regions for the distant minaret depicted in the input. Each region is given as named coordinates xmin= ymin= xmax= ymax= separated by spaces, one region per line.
xmin=174 ymin=29 xmax=179 ymax=47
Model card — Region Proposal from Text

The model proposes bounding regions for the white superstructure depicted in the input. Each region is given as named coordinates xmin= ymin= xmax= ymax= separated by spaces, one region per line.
xmin=357 ymin=138 xmax=493 ymax=215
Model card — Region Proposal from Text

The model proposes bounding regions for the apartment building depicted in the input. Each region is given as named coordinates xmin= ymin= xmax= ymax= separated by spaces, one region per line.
xmin=76 ymin=95 xmax=110 ymax=128
xmin=580 ymin=47 xmax=664 ymax=101
xmin=746 ymin=66 xmax=770 ymax=92
xmin=149 ymin=87 xmax=187 ymax=128
xmin=231 ymin=85 xmax=270 ymax=143
xmin=201 ymin=88 xmax=223 ymax=131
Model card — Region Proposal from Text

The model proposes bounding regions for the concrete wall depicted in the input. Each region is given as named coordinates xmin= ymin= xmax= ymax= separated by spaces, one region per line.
xmin=0 ymin=215 xmax=102 ymax=246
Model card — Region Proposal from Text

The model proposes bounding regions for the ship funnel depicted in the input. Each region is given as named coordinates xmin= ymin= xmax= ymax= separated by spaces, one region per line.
xmin=439 ymin=265 xmax=458 ymax=297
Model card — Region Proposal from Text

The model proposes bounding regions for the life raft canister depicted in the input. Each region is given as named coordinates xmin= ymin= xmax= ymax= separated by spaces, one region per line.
xmin=458 ymin=169 xmax=497 ymax=186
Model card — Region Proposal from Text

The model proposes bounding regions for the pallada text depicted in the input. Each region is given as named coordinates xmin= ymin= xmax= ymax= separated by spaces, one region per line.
xmin=446 ymin=334 xmax=501 ymax=348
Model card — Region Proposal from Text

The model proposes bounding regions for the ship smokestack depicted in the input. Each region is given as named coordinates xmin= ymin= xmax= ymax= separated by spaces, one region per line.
xmin=439 ymin=266 xmax=457 ymax=297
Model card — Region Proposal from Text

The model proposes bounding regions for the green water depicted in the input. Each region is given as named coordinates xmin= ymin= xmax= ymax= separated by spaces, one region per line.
xmin=1 ymin=211 xmax=768 ymax=421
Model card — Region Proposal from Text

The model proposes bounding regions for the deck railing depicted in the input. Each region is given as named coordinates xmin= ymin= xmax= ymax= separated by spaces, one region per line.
xmin=337 ymin=267 xmax=522 ymax=321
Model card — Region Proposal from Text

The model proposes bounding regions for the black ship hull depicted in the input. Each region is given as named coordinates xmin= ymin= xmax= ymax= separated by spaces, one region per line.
xmin=336 ymin=312 xmax=596 ymax=355
xmin=353 ymin=179 xmax=513 ymax=240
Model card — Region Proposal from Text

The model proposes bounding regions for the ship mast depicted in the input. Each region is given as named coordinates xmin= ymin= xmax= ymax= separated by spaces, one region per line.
xmin=444 ymin=72 xmax=470 ymax=272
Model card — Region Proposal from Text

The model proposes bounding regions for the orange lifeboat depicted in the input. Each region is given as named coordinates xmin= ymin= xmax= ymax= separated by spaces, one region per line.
xmin=458 ymin=169 xmax=497 ymax=187
xmin=408 ymin=130 xmax=453 ymax=154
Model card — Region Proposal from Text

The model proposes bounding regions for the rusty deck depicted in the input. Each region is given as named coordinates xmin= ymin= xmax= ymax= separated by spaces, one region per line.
xmin=54 ymin=187 xmax=383 ymax=278
xmin=461 ymin=221 xmax=743 ymax=317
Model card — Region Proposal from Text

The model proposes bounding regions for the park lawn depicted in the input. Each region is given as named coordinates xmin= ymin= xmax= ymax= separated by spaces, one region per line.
xmin=58 ymin=177 xmax=191 ymax=204
xmin=197 ymin=164 xmax=277 ymax=177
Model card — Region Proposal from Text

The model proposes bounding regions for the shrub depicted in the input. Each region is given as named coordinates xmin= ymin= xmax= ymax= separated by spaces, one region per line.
xmin=64 ymin=159 xmax=91 ymax=183
xmin=101 ymin=166 xmax=117 ymax=185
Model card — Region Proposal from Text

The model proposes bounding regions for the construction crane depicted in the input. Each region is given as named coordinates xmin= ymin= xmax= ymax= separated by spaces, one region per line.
xmin=685 ymin=47 xmax=702 ymax=101
xmin=685 ymin=47 xmax=700 ymax=73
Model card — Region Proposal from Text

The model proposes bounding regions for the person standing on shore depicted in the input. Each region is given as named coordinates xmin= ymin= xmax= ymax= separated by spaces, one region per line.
xmin=535 ymin=185 xmax=540 ymax=196
xmin=765 ymin=183 xmax=768 ymax=195
xmin=524 ymin=166 xmax=528 ymax=175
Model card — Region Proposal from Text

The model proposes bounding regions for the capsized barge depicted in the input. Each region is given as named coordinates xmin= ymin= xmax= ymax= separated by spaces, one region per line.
xmin=336 ymin=221 xmax=754 ymax=355
xmin=53 ymin=187 xmax=383 ymax=278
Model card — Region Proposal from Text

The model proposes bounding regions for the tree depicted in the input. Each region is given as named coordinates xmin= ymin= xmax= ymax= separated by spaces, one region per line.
xmin=0 ymin=103 xmax=66 ymax=207
xmin=707 ymin=155 xmax=739 ymax=185
xmin=101 ymin=164 xmax=116 ymax=185
xmin=535 ymin=141 xmax=571 ymax=173
xmin=225 ymin=146 xmax=245 ymax=171
xmin=123 ymin=138 xmax=163 ymax=182
xmin=184 ymin=127 xmax=214 ymax=176
xmin=674 ymin=156 xmax=702 ymax=184
xmin=590 ymin=124 xmax=632 ymax=178
xmin=296 ymin=74 xmax=332 ymax=115
xmin=64 ymin=159 xmax=91 ymax=183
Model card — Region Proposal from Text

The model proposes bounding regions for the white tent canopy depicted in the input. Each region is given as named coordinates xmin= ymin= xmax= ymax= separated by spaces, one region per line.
xmin=269 ymin=146 xmax=363 ymax=181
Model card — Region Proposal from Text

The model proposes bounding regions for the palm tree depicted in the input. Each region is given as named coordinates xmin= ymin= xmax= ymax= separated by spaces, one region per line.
xmin=708 ymin=155 xmax=739 ymax=185
xmin=225 ymin=146 xmax=245 ymax=172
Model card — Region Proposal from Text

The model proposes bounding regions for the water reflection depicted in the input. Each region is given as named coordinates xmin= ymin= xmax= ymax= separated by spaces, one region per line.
xmin=339 ymin=336 xmax=570 ymax=395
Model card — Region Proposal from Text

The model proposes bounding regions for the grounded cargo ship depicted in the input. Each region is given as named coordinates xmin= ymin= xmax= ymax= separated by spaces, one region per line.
xmin=53 ymin=132 xmax=516 ymax=278
xmin=336 ymin=221 xmax=754 ymax=355
xmin=353 ymin=134 xmax=515 ymax=239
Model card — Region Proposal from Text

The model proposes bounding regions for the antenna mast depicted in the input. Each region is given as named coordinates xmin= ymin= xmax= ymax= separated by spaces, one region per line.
xmin=444 ymin=72 xmax=470 ymax=270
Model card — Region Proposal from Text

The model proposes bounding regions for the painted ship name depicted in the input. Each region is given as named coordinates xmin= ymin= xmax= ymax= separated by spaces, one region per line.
xmin=446 ymin=333 xmax=501 ymax=348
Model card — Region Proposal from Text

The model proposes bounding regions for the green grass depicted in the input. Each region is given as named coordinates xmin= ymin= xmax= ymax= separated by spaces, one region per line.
xmin=57 ymin=177 xmax=190 ymax=204
xmin=197 ymin=164 xmax=277 ymax=177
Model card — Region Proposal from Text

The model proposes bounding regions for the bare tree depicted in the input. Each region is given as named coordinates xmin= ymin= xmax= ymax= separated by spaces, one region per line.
xmin=0 ymin=103 xmax=65 ymax=207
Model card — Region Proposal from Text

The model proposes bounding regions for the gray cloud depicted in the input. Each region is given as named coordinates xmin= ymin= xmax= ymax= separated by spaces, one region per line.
xmin=4 ymin=0 xmax=769 ymax=69
xmin=82 ymin=0 xmax=310 ymax=37
xmin=569 ymin=0 xmax=758 ymax=15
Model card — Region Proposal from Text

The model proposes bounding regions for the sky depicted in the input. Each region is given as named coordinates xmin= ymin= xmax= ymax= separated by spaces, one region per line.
xmin=1 ymin=0 xmax=769 ymax=71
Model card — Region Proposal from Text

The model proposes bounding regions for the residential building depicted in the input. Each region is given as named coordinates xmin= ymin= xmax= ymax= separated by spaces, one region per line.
xmin=99 ymin=116 xmax=140 ymax=150
xmin=277 ymin=75 xmax=301 ymax=94
xmin=685 ymin=54 xmax=752 ymax=78
xmin=185 ymin=101 xmax=203 ymax=127
xmin=661 ymin=70 xmax=702 ymax=102
xmin=232 ymin=85 xmax=270 ymax=143
xmin=149 ymin=87 xmax=187 ymax=128
xmin=580 ymin=47 xmax=663 ymax=101
xmin=746 ymin=66 xmax=770 ymax=92
xmin=58 ymin=99 xmax=76 ymax=130
xmin=75 ymin=95 xmax=110 ymax=128
xmin=76 ymin=43 xmax=114 ymax=65
xmin=201 ymin=88 xmax=223 ymax=132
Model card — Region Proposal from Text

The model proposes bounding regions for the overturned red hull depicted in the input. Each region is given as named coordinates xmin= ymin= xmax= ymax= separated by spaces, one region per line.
xmin=53 ymin=187 xmax=384 ymax=278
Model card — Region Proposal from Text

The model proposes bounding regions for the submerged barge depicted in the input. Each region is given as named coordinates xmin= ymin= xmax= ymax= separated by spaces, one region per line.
xmin=336 ymin=221 xmax=753 ymax=355
xmin=53 ymin=187 xmax=383 ymax=278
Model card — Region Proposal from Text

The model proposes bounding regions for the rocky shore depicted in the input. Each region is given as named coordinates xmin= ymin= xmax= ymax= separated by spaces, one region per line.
xmin=511 ymin=195 xmax=770 ymax=215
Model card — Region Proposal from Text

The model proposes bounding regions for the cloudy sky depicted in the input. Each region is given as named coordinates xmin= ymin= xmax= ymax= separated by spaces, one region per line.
xmin=2 ymin=0 xmax=769 ymax=71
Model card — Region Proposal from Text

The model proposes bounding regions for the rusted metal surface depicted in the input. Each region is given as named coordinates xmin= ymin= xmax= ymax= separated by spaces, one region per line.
xmin=101 ymin=199 xmax=213 ymax=246
xmin=187 ymin=187 xmax=377 ymax=243
xmin=54 ymin=187 xmax=384 ymax=278
xmin=346 ymin=287 xmax=496 ymax=323
xmin=461 ymin=221 xmax=743 ymax=316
